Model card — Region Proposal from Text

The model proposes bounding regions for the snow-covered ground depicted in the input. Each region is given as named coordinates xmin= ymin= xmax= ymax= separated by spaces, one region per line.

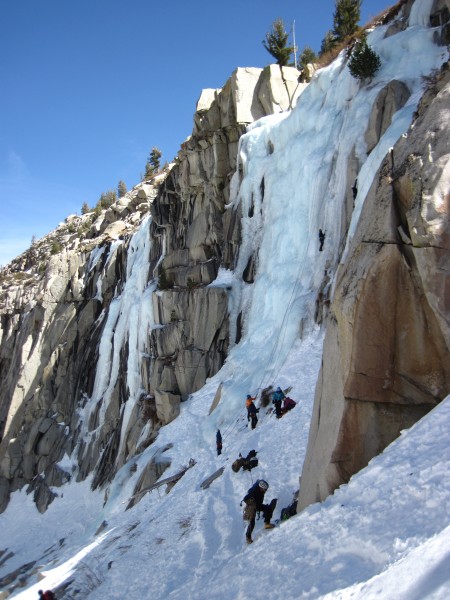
xmin=2 ymin=335 xmax=450 ymax=599
xmin=1 ymin=1 xmax=449 ymax=598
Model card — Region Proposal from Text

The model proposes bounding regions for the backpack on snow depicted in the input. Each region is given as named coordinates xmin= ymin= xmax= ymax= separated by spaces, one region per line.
xmin=280 ymin=489 xmax=299 ymax=521
xmin=242 ymin=449 xmax=258 ymax=471
xmin=242 ymin=457 xmax=258 ymax=471
xmin=231 ymin=450 xmax=258 ymax=473
xmin=280 ymin=502 xmax=297 ymax=521
xmin=232 ymin=457 xmax=244 ymax=472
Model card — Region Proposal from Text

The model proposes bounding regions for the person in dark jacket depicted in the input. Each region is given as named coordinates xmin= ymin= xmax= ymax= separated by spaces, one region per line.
xmin=352 ymin=178 xmax=358 ymax=201
xmin=243 ymin=479 xmax=277 ymax=543
xmin=246 ymin=395 xmax=258 ymax=429
xmin=272 ymin=386 xmax=285 ymax=418
xmin=319 ymin=229 xmax=325 ymax=251
xmin=216 ymin=429 xmax=222 ymax=455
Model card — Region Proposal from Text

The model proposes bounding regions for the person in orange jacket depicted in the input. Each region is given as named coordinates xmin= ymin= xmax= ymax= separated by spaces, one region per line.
xmin=246 ymin=394 xmax=258 ymax=429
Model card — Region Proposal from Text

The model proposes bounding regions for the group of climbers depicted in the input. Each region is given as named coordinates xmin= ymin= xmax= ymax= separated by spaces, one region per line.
xmin=214 ymin=384 xmax=299 ymax=544
xmin=241 ymin=385 xmax=297 ymax=542
xmin=248 ymin=386 xmax=297 ymax=423
xmin=272 ymin=387 xmax=297 ymax=418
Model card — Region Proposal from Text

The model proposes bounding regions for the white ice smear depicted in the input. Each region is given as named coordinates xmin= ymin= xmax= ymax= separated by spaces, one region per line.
xmin=78 ymin=216 xmax=156 ymax=464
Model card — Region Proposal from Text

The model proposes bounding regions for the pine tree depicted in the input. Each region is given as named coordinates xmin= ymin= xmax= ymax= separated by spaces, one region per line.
xmin=348 ymin=36 xmax=381 ymax=80
xmin=333 ymin=0 xmax=361 ymax=42
xmin=117 ymin=180 xmax=127 ymax=198
xmin=262 ymin=18 xmax=294 ymax=66
xmin=145 ymin=147 xmax=162 ymax=178
xmin=298 ymin=46 xmax=317 ymax=81
xmin=98 ymin=190 xmax=117 ymax=209
xmin=262 ymin=19 xmax=295 ymax=108
xmin=150 ymin=147 xmax=162 ymax=170
xmin=81 ymin=202 xmax=90 ymax=215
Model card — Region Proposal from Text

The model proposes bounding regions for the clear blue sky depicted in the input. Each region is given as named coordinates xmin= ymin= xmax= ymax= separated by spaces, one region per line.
xmin=0 ymin=0 xmax=391 ymax=266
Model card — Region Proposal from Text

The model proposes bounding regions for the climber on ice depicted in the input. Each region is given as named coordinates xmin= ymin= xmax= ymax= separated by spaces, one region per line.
xmin=216 ymin=429 xmax=222 ymax=455
xmin=319 ymin=229 xmax=325 ymax=251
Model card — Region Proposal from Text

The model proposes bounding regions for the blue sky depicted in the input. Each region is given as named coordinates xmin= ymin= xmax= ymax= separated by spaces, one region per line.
xmin=0 ymin=0 xmax=391 ymax=266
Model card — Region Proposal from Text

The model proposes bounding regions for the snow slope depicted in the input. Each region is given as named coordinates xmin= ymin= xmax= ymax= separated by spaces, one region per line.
xmin=3 ymin=341 xmax=450 ymax=599
xmin=1 ymin=1 xmax=449 ymax=598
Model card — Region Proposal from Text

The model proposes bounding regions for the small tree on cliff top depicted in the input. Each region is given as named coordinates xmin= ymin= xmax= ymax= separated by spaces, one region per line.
xmin=117 ymin=180 xmax=127 ymax=198
xmin=263 ymin=18 xmax=295 ymax=109
xmin=145 ymin=147 xmax=162 ymax=178
xmin=98 ymin=190 xmax=117 ymax=209
xmin=262 ymin=18 xmax=294 ymax=66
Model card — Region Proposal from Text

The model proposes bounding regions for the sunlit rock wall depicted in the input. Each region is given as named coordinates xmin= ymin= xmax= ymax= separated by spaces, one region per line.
xmin=299 ymin=63 xmax=450 ymax=509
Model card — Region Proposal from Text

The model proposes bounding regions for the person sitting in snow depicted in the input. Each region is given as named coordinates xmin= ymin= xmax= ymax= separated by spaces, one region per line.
xmin=282 ymin=396 xmax=297 ymax=415
xmin=38 ymin=591 xmax=55 ymax=600
xmin=242 ymin=479 xmax=277 ymax=544
xmin=246 ymin=395 xmax=258 ymax=429
xmin=272 ymin=386 xmax=285 ymax=418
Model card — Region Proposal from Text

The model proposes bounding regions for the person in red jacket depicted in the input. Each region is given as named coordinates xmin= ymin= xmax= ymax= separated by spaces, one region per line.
xmin=38 ymin=591 xmax=55 ymax=600
xmin=282 ymin=396 xmax=297 ymax=414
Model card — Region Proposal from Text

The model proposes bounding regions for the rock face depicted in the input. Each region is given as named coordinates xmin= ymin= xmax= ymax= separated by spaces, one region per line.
xmin=298 ymin=64 xmax=450 ymax=509
xmin=0 ymin=65 xmax=300 ymax=512
xmin=146 ymin=65 xmax=303 ymax=412
xmin=192 ymin=66 xmax=305 ymax=136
